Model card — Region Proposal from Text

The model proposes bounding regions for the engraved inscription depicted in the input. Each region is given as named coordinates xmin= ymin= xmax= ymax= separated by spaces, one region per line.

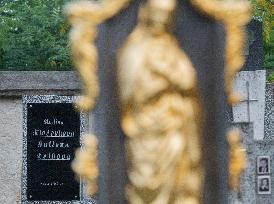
xmin=33 ymin=129 xmax=75 ymax=137
xmin=26 ymin=102 xmax=80 ymax=201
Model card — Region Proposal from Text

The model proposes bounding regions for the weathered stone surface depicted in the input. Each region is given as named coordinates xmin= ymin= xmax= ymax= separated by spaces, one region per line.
xmin=232 ymin=70 xmax=266 ymax=140
xmin=0 ymin=72 xmax=96 ymax=203
xmin=0 ymin=96 xmax=94 ymax=204
xmin=229 ymin=123 xmax=274 ymax=204
xmin=0 ymin=71 xmax=81 ymax=96
xmin=0 ymin=99 xmax=22 ymax=204
xmin=264 ymin=83 xmax=274 ymax=140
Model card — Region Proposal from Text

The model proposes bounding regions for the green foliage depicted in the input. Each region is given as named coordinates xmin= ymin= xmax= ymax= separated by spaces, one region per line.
xmin=264 ymin=28 xmax=274 ymax=69
xmin=0 ymin=0 xmax=72 ymax=70
xmin=267 ymin=72 xmax=274 ymax=83
xmin=250 ymin=0 xmax=274 ymax=69
xmin=251 ymin=0 xmax=273 ymax=43
xmin=0 ymin=0 xmax=273 ymax=71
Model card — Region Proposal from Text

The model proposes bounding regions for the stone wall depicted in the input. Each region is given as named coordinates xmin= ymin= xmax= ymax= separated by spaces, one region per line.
xmin=265 ymin=82 xmax=274 ymax=140
xmin=1 ymin=70 xmax=273 ymax=203
xmin=0 ymin=98 xmax=22 ymax=203
xmin=229 ymin=71 xmax=274 ymax=204
xmin=0 ymin=71 xmax=96 ymax=204
xmin=229 ymin=123 xmax=274 ymax=204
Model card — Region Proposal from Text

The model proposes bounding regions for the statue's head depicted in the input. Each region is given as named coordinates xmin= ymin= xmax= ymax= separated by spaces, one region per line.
xmin=139 ymin=0 xmax=176 ymax=34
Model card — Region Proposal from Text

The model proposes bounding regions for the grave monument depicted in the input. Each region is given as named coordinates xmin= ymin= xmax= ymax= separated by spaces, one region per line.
xmin=21 ymin=96 xmax=84 ymax=203
xmin=65 ymin=0 xmax=251 ymax=204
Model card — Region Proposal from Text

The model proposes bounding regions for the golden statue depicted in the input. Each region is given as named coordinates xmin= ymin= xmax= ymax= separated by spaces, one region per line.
xmin=118 ymin=0 xmax=204 ymax=203
xmin=65 ymin=0 xmax=251 ymax=201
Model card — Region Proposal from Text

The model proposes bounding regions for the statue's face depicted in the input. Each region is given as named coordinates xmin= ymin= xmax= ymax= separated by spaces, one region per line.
xmin=146 ymin=0 xmax=176 ymax=34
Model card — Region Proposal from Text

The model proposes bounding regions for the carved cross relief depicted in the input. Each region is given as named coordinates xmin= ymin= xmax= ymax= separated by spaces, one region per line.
xmin=232 ymin=70 xmax=266 ymax=140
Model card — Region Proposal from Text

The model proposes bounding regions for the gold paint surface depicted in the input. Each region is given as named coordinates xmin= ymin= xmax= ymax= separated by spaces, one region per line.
xmin=66 ymin=0 xmax=252 ymax=200
xmin=65 ymin=0 xmax=130 ymax=112
xmin=72 ymin=134 xmax=99 ymax=195
xmin=66 ymin=0 xmax=130 ymax=196
xmin=227 ymin=129 xmax=247 ymax=192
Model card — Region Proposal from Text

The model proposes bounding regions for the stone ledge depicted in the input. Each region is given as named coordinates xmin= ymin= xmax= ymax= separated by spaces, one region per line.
xmin=0 ymin=71 xmax=81 ymax=96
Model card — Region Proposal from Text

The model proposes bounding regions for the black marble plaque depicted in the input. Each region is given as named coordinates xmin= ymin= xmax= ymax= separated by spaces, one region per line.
xmin=22 ymin=96 xmax=82 ymax=203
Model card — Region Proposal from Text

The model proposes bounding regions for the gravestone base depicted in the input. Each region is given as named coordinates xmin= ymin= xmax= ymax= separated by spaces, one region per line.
xmin=229 ymin=123 xmax=274 ymax=204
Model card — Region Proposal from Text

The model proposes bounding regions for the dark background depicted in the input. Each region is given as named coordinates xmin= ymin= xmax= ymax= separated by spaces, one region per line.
xmin=27 ymin=103 xmax=80 ymax=201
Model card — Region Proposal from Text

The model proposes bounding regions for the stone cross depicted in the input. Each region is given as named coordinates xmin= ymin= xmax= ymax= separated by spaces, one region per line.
xmin=232 ymin=70 xmax=266 ymax=140
xmin=238 ymin=81 xmax=258 ymax=122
